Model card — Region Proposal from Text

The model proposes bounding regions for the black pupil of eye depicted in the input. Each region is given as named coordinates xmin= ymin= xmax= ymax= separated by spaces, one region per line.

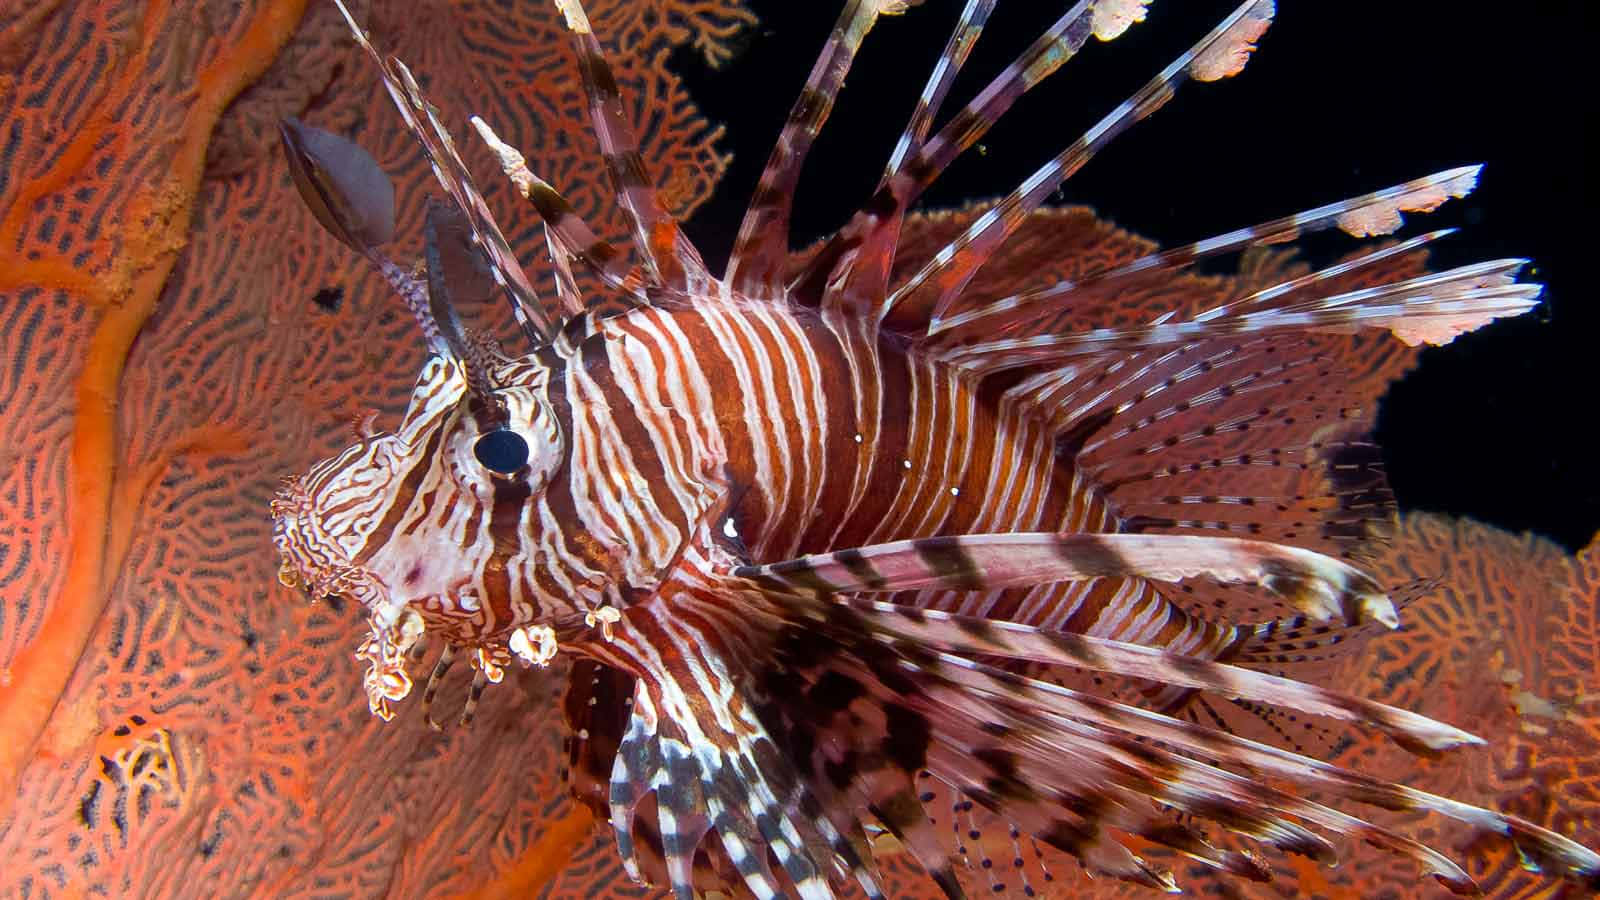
xmin=474 ymin=428 xmax=530 ymax=474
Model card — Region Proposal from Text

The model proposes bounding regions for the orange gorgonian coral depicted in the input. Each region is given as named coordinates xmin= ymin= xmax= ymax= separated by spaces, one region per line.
xmin=1 ymin=2 xmax=1591 ymax=899
xmin=0 ymin=1 xmax=746 ymax=895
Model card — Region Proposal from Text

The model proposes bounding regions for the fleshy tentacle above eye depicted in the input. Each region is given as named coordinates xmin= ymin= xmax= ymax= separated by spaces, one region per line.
xmin=422 ymin=197 xmax=510 ymax=420
xmin=277 ymin=116 xmax=449 ymax=356
xmin=330 ymin=0 xmax=552 ymax=344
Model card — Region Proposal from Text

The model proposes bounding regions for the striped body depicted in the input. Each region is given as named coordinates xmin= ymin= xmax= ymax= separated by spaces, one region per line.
xmin=269 ymin=1 xmax=1600 ymax=896
xmin=568 ymin=300 xmax=1233 ymax=656
xmin=275 ymin=295 xmax=1234 ymax=694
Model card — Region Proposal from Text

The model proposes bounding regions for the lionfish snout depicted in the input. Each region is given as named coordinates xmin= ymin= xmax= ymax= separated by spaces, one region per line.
xmin=273 ymin=479 xmax=466 ymax=722
xmin=270 ymin=473 xmax=349 ymax=601
xmin=271 ymin=443 xmax=549 ymax=725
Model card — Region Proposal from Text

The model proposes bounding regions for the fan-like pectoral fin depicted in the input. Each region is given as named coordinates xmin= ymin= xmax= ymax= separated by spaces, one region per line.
xmin=603 ymin=614 xmax=885 ymax=900
xmin=729 ymin=532 xmax=1492 ymax=756
xmin=593 ymin=518 xmax=888 ymax=900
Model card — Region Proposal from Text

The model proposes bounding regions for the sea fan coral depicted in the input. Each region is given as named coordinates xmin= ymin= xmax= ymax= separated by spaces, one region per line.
xmin=1 ymin=1 xmax=1592 ymax=898
xmin=0 ymin=0 xmax=744 ymax=895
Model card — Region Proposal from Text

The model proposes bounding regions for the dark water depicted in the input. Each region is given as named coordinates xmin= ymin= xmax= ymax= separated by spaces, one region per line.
xmin=676 ymin=0 xmax=1598 ymax=551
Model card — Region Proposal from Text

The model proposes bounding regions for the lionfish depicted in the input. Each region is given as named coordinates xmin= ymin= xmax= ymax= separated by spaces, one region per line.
xmin=270 ymin=0 xmax=1599 ymax=896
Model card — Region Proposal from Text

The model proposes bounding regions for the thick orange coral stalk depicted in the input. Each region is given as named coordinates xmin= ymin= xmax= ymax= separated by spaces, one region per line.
xmin=454 ymin=806 xmax=597 ymax=900
xmin=0 ymin=0 xmax=309 ymax=817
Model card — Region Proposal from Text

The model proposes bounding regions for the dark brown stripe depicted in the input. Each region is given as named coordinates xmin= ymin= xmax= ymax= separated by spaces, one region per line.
xmin=914 ymin=537 xmax=985 ymax=591
xmin=833 ymin=547 xmax=885 ymax=590
xmin=606 ymin=151 xmax=651 ymax=189
xmin=767 ymin=558 xmax=837 ymax=594
xmin=587 ymin=319 xmax=686 ymax=537
xmin=354 ymin=423 xmax=446 ymax=565
xmin=581 ymin=51 xmax=619 ymax=99
xmin=1053 ymin=534 xmax=1127 ymax=577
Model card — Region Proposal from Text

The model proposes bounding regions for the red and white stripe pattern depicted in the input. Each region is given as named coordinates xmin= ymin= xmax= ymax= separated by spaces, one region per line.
xmin=269 ymin=1 xmax=1598 ymax=897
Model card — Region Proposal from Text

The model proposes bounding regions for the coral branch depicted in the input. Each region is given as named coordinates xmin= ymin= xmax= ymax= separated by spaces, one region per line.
xmin=107 ymin=424 xmax=253 ymax=584
xmin=0 ymin=0 xmax=309 ymax=816
xmin=0 ymin=255 xmax=118 ymax=306
xmin=455 ymin=805 xmax=597 ymax=900
xmin=0 ymin=0 xmax=162 ymax=235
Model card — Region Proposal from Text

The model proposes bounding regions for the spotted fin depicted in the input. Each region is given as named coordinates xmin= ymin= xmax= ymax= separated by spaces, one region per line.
xmin=740 ymin=573 xmax=1480 ymax=757
xmin=760 ymin=613 xmax=1600 ymax=895
xmin=563 ymin=658 xmax=634 ymax=819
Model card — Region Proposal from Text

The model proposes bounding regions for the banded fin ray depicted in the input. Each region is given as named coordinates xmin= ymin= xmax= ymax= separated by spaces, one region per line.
xmin=471 ymin=116 xmax=637 ymax=308
xmin=727 ymin=0 xmax=895 ymax=296
xmin=331 ymin=0 xmax=552 ymax=343
xmin=926 ymin=166 xmax=1479 ymax=342
xmin=920 ymin=646 xmax=1600 ymax=886
xmin=941 ymin=258 xmax=1540 ymax=372
xmin=773 ymin=612 xmax=1598 ymax=893
xmin=879 ymin=0 xmax=1000 ymax=185
xmin=596 ymin=591 xmax=888 ymax=900
xmin=1029 ymin=337 xmax=1399 ymax=560
xmin=792 ymin=0 xmax=1131 ymax=313
xmin=882 ymin=0 xmax=1278 ymax=329
xmin=1227 ymin=579 xmax=1440 ymax=673
xmin=747 ymin=580 xmax=1483 ymax=754
xmin=552 ymin=0 xmax=711 ymax=292
xmin=801 ymin=649 xmax=1260 ymax=889
xmin=767 ymin=623 xmax=1517 ymax=896
xmin=895 ymin=656 xmax=1482 ymax=893
xmin=736 ymin=531 xmax=1396 ymax=627
xmin=1158 ymin=580 xmax=1445 ymax=751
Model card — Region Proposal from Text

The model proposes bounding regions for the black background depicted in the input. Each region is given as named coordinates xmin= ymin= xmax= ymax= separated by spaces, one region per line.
xmin=672 ymin=0 xmax=1597 ymax=551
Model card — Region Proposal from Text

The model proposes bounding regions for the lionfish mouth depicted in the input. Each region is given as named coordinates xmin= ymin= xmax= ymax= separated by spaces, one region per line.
xmin=269 ymin=476 xmax=331 ymax=596
xmin=272 ymin=476 xmax=529 ymax=725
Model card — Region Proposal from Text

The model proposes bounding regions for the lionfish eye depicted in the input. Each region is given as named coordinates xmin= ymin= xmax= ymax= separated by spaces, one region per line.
xmin=474 ymin=427 xmax=529 ymax=475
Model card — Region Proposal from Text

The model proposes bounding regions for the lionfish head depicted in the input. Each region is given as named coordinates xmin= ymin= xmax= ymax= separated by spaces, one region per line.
xmin=273 ymin=109 xmax=584 ymax=720
xmin=272 ymin=351 xmax=565 ymax=720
